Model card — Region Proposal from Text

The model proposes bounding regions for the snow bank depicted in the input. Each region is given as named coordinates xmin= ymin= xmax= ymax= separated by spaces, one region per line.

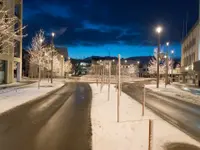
xmin=0 ymin=79 xmax=65 ymax=114
xmin=145 ymin=83 xmax=200 ymax=106
xmin=90 ymin=83 xmax=200 ymax=150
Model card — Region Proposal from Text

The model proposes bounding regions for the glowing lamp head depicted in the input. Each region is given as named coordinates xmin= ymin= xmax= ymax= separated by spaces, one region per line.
xmin=156 ymin=26 xmax=162 ymax=34
xmin=52 ymin=32 xmax=55 ymax=37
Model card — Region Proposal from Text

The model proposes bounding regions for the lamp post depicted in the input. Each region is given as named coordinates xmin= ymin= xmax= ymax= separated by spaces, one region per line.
xmin=155 ymin=26 xmax=162 ymax=88
xmin=171 ymin=50 xmax=174 ymax=82
xmin=51 ymin=32 xmax=55 ymax=83
xmin=165 ymin=42 xmax=169 ymax=87
xmin=137 ymin=61 xmax=140 ymax=77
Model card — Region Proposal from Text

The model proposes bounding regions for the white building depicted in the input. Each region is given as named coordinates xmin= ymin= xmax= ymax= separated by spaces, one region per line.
xmin=181 ymin=20 xmax=200 ymax=85
xmin=0 ymin=0 xmax=23 ymax=84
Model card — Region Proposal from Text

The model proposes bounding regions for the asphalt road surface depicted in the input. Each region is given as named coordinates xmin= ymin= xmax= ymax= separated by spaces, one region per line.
xmin=0 ymin=82 xmax=92 ymax=150
xmin=122 ymin=81 xmax=200 ymax=142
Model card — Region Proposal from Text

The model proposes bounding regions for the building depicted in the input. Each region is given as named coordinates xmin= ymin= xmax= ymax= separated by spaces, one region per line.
xmin=28 ymin=46 xmax=68 ymax=78
xmin=181 ymin=19 xmax=200 ymax=85
xmin=0 ymin=0 xmax=23 ymax=84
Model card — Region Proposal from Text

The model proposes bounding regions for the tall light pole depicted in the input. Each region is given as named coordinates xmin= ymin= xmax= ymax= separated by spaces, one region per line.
xmin=171 ymin=50 xmax=174 ymax=82
xmin=51 ymin=32 xmax=55 ymax=84
xmin=165 ymin=42 xmax=169 ymax=87
xmin=137 ymin=61 xmax=140 ymax=77
xmin=155 ymin=26 xmax=162 ymax=88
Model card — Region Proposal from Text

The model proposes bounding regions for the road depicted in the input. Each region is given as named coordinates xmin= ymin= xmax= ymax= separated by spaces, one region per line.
xmin=122 ymin=81 xmax=200 ymax=142
xmin=0 ymin=82 xmax=92 ymax=150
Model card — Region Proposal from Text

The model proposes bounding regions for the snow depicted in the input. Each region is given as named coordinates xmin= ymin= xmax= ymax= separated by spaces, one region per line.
xmin=145 ymin=83 xmax=200 ymax=106
xmin=0 ymin=79 xmax=65 ymax=114
xmin=90 ymin=83 xmax=200 ymax=150
xmin=0 ymin=82 xmax=24 ymax=88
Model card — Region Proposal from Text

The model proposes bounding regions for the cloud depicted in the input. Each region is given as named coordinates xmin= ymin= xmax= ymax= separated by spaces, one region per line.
xmin=23 ymin=0 xmax=197 ymax=55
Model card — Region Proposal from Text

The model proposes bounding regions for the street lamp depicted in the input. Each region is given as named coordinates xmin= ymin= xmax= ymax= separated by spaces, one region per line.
xmin=137 ymin=61 xmax=140 ymax=64
xmin=51 ymin=32 xmax=55 ymax=84
xmin=52 ymin=32 xmax=55 ymax=37
xmin=155 ymin=26 xmax=163 ymax=88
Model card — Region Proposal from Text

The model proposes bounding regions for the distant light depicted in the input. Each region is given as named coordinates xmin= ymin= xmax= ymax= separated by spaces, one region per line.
xmin=52 ymin=32 xmax=55 ymax=37
xmin=185 ymin=67 xmax=189 ymax=71
xmin=112 ymin=59 xmax=115 ymax=62
xmin=156 ymin=26 xmax=163 ymax=34
xmin=166 ymin=42 xmax=170 ymax=46
xmin=137 ymin=61 xmax=140 ymax=64
xmin=164 ymin=55 xmax=167 ymax=58
xmin=171 ymin=50 xmax=174 ymax=54
xmin=61 ymin=55 xmax=63 ymax=58
xmin=100 ymin=60 xmax=102 ymax=62
xmin=68 ymin=57 xmax=70 ymax=60
xmin=125 ymin=60 xmax=127 ymax=63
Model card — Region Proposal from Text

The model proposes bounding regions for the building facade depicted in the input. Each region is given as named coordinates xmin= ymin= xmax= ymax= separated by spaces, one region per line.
xmin=181 ymin=20 xmax=200 ymax=85
xmin=0 ymin=0 xmax=23 ymax=84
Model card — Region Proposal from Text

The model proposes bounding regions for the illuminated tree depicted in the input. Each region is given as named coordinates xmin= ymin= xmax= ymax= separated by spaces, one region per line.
xmin=28 ymin=30 xmax=45 ymax=89
xmin=64 ymin=60 xmax=72 ymax=75
xmin=0 ymin=6 xmax=25 ymax=54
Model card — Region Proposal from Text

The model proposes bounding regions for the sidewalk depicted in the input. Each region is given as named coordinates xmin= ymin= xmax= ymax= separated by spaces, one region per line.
xmin=145 ymin=83 xmax=200 ymax=106
xmin=0 ymin=80 xmax=35 ymax=89
xmin=0 ymin=79 xmax=65 ymax=114
xmin=90 ymin=83 xmax=200 ymax=150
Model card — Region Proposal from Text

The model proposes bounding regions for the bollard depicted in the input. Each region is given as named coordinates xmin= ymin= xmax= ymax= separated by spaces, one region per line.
xmin=148 ymin=119 xmax=153 ymax=150
xmin=142 ymin=85 xmax=146 ymax=116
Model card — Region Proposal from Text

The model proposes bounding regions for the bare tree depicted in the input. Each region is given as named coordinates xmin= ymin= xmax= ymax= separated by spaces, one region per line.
xmin=28 ymin=30 xmax=45 ymax=89
xmin=148 ymin=57 xmax=165 ymax=75
xmin=52 ymin=56 xmax=61 ymax=77
xmin=64 ymin=59 xmax=72 ymax=77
